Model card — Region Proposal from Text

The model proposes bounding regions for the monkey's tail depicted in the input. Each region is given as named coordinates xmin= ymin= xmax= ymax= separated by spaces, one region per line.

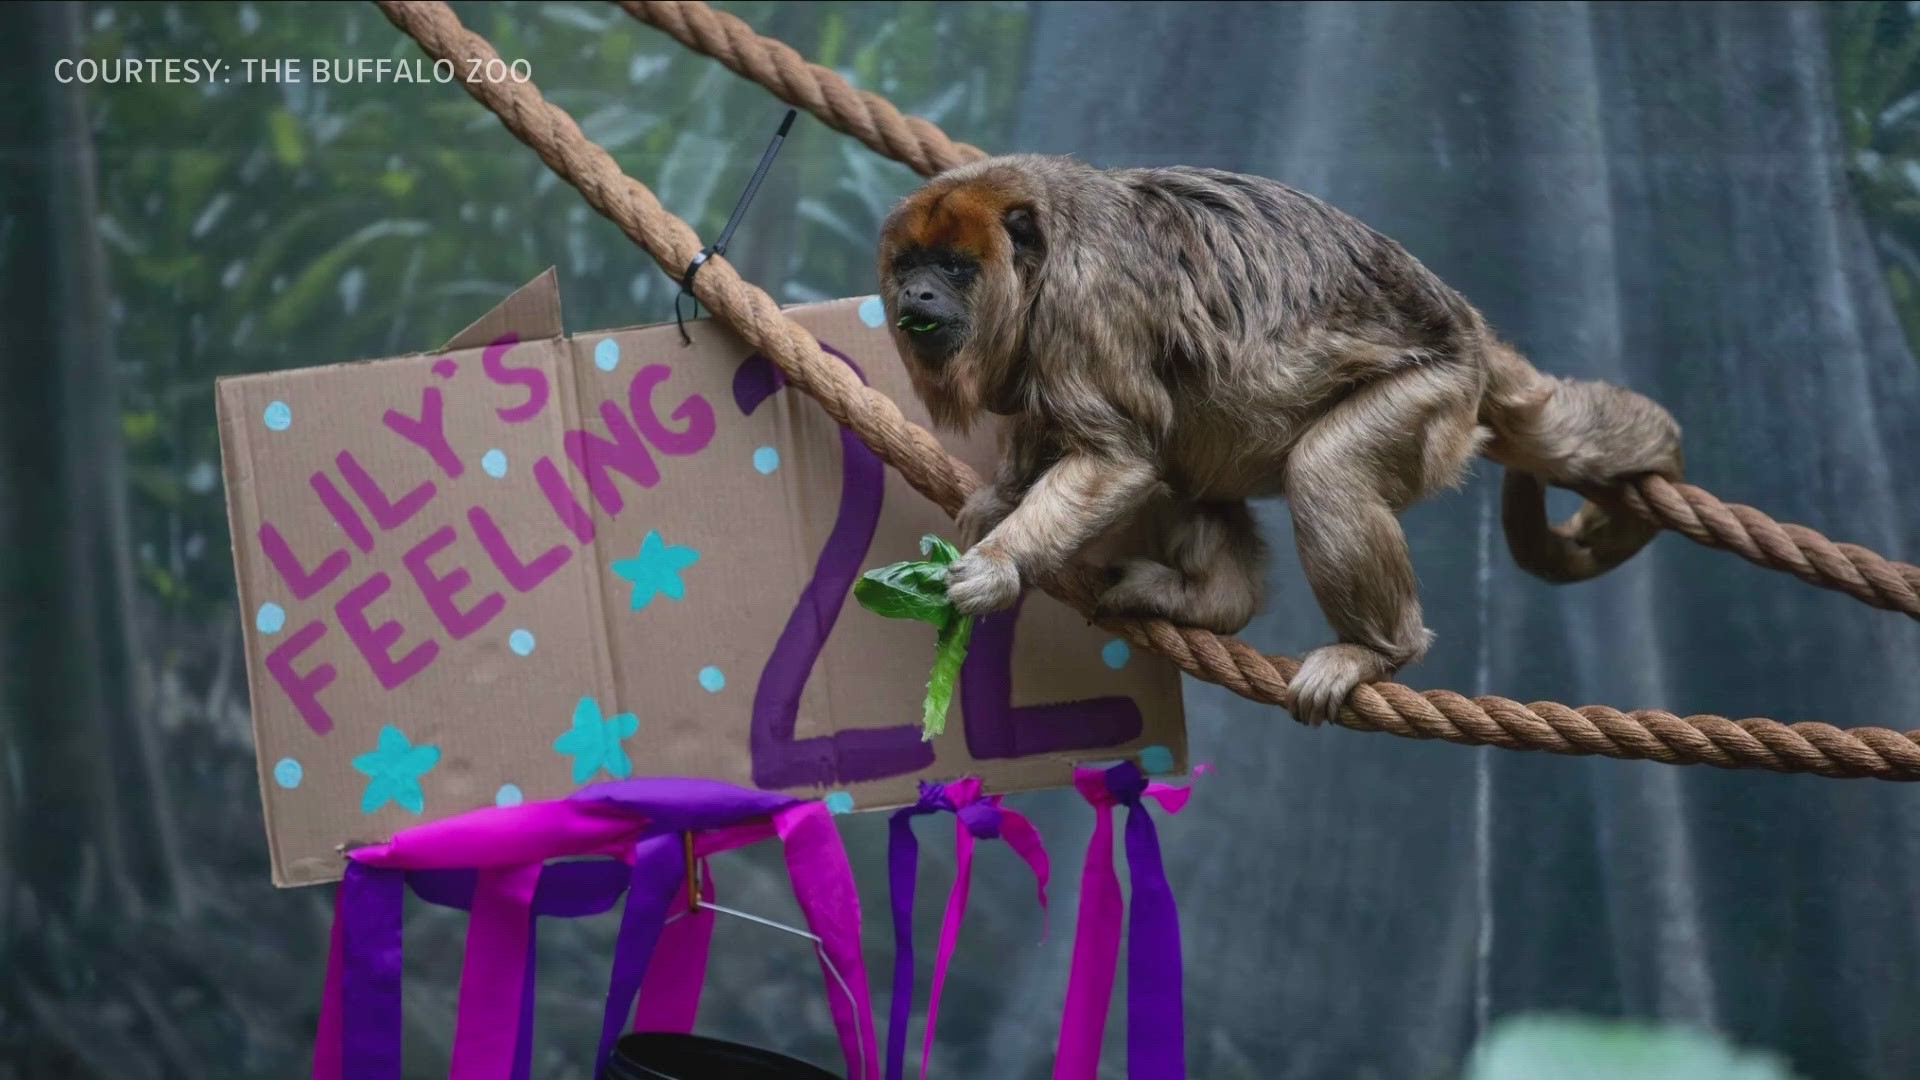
xmin=1479 ymin=342 xmax=1684 ymax=584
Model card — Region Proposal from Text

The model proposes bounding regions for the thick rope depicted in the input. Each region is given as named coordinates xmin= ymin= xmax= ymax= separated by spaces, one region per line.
xmin=376 ymin=0 xmax=1920 ymax=779
xmin=1624 ymin=475 xmax=1920 ymax=619
xmin=615 ymin=0 xmax=1920 ymax=625
xmin=616 ymin=0 xmax=984 ymax=178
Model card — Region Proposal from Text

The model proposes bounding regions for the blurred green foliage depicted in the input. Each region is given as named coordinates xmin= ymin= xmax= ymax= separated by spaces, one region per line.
xmin=60 ymin=5 xmax=1030 ymax=1073
xmin=85 ymin=0 xmax=1028 ymax=626
xmin=1465 ymin=1015 xmax=1802 ymax=1080
xmin=1830 ymin=0 xmax=1920 ymax=352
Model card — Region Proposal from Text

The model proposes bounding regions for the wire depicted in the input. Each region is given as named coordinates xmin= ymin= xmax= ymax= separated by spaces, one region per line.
xmin=663 ymin=861 xmax=867 ymax=1079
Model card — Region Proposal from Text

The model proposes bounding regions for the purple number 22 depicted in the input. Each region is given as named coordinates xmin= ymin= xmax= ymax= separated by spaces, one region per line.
xmin=735 ymin=344 xmax=1144 ymax=791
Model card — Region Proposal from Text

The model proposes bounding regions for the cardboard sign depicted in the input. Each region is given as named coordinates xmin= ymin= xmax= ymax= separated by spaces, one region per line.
xmin=216 ymin=271 xmax=1186 ymax=887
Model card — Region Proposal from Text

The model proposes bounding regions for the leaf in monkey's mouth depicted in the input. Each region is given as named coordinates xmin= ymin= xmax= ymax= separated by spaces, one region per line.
xmin=897 ymin=314 xmax=946 ymax=334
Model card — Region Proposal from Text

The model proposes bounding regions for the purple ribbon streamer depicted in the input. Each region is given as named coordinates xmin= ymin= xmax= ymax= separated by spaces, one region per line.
xmin=340 ymin=863 xmax=405 ymax=1079
xmin=405 ymin=861 xmax=633 ymax=917
xmin=515 ymin=930 xmax=536 ymax=1080
xmin=567 ymin=775 xmax=800 ymax=832
xmin=595 ymin=834 xmax=689 ymax=1077
xmin=884 ymin=783 xmax=1011 ymax=1080
xmin=1108 ymin=762 xmax=1185 ymax=1078
xmin=885 ymin=784 xmax=949 ymax=1080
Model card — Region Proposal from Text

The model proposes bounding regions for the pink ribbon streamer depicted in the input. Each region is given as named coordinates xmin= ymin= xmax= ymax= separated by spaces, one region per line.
xmin=313 ymin=886 xmax=346 ymax=1080
xmin=452 ymin=864 xmax=544 ymax=1080
xmin=1054 ymin=765 xmax=1193 ymax=1080
xmin=631 ymin=855 xmax=716 ymax=1035
xmin=919 ymin=781 xmax=1049 ymax=1080
xmin=349 ymin=799 xmax=641 ymax=869
xmin=777 ymin=801 xmax=882 ymax=1080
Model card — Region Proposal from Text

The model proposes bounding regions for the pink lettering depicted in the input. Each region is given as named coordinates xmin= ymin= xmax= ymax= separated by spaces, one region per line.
xmin=335 ymin=572 xmax=438 ymax=690
xmin=564 ymin=401 xmax=660 ymax=516
xmin=266 ymin=620 xmax=338 ymax=734
xmin=483 ymin=333 xmax=549 ymax=423
xmin=469 ymin=506 xmax=572 ymax=593
xmin=384 ymin=386 xmax=464 ymax=479
xmin=310 ymin=471 xmax=374 ymax=554
xmin=258 ymin=523 xmax=348 ymax=600
xmin=535 ymin=457 xmax=595 ymax=544
xmin=631 ymin=364 xmax=717 ymax=455
xmin=402 ymin=526 xmax=503 ymax=641
xmin=337 ymin=450 xmax=435 ymax=532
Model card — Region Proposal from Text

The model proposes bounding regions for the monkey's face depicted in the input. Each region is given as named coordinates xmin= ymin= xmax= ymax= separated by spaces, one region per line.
xmin=878 ymin=172 xmax=1043 ymax=431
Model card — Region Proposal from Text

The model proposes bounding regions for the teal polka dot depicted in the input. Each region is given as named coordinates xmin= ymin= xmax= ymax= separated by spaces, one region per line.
xmin=495 ymin=783 xmax=524 ymax=808
xmin=274 ymin=757 xmax=303 ymax=789
xmin=698 ymin=666 xmax=726 ymax=693
xmin=256 ymin=602 xmax=287 ymax=635
xmin=509 ymin=629 xmax=536 ymax=656
xmin=824 ymin=791 xmax=855 ymax=815
xmin=595 ymin=338 xmax=621 ymax=372
xmin=481 ymin=449 xmax=509 ymax=478
xmin=263 ymin=401 xmax=292 ymax=431
xmin=1140 ymin=745 xmax=1175 ymax=775
xmin=1102 ymin=639 xmax=1131 ymax=669
xmin=753 ymin=446 xmax=780 ymax=475
xmin=857 ymin=296 xmax=886 ymax=328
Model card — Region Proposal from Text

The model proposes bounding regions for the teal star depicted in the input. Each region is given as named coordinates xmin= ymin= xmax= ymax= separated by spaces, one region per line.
xmin=610 ymin=531 xmax=701 ymax=612
xmin=554 ymin=696 xmax=640 ymax=784
xmin=352 ymin=725 xmax=440 ymax=814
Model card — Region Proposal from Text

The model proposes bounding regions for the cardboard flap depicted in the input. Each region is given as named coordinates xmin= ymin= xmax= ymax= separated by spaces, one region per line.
xmin=441 ymin=267 xmax=565 ymax=351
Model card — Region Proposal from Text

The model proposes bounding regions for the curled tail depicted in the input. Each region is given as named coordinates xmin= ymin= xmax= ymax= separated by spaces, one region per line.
xmin=1479 ymin=342 xmax=1683 ymax=583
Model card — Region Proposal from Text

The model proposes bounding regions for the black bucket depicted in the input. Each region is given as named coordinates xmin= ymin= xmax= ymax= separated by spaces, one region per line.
xmin=602 ymin=1032 xmax=842 ymax=1080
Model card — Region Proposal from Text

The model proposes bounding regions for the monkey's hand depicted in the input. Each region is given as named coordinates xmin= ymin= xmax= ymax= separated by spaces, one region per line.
xmin=1287 ymin=643 xmax=1405 ymax=727
xmin=956 ymin=486 xmax=1016 ymax=548
xmin=946 ymin=546 xmax=1023 ymax=615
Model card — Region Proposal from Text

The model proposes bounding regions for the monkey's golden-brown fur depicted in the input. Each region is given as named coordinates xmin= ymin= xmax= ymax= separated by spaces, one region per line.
xmin=877 ymin=154 xmax=1682 ymax=725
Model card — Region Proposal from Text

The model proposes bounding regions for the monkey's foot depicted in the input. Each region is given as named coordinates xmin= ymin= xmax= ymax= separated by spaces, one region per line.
xmin=1287 ymin=644 xmax=1402 ymax=727
xmin=1093 ymin=558 xmax=1255 ymax=635
xmin=947 ymin=547 xmax=1023 ymax=615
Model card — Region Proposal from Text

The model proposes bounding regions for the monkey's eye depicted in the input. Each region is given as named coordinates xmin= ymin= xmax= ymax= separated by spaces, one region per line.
xmin=936 ymin=258 xmax=977 ymax=285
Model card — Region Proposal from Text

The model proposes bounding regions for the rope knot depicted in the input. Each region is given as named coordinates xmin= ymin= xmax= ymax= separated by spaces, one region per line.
xmin=956 ymin=800 xmax=1003 ymax=840
xmin=1102 ymin=760 xmax=1149 ymax=806
xmin=913 ymin=780 xmax=956 ymax=814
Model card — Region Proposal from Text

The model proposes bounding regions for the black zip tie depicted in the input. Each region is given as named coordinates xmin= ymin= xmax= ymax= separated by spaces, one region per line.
xmin=674 ymin=109 xmax=798 ymax=345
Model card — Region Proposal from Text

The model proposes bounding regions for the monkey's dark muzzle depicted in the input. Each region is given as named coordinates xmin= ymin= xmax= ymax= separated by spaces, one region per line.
xmin=894 ymin=305 xmax=965 ymax=366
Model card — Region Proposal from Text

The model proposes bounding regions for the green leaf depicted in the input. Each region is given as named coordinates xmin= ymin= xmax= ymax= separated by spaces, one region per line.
xmin=267 ymin=108 xmax=305 ymax=168
xmin=922 ymin=612 xmax=974 ymax=741
xmin=262 ymin=218 xmax=429 ymax=335
xmin=816 ymin=9 xmax=847 ymax=69
xmin=852 ymin=559 xmax=952 ymax=627
xmin=920 ymin=533 xmax=962 ymax=565
xmin=377 ymin=170 xmax=417 ymax=198
xmin=850 ymin=534 xmax=977 ymax=739
xmin=1466 ymin=1015 xmax=1803 ymax=1080
xmin=122 ymin=410 xmax=162 ymax=443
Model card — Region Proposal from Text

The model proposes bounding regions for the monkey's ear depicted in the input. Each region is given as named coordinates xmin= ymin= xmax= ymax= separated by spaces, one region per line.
xmin=1003 ymin=205 xmax=1043 ymax=259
